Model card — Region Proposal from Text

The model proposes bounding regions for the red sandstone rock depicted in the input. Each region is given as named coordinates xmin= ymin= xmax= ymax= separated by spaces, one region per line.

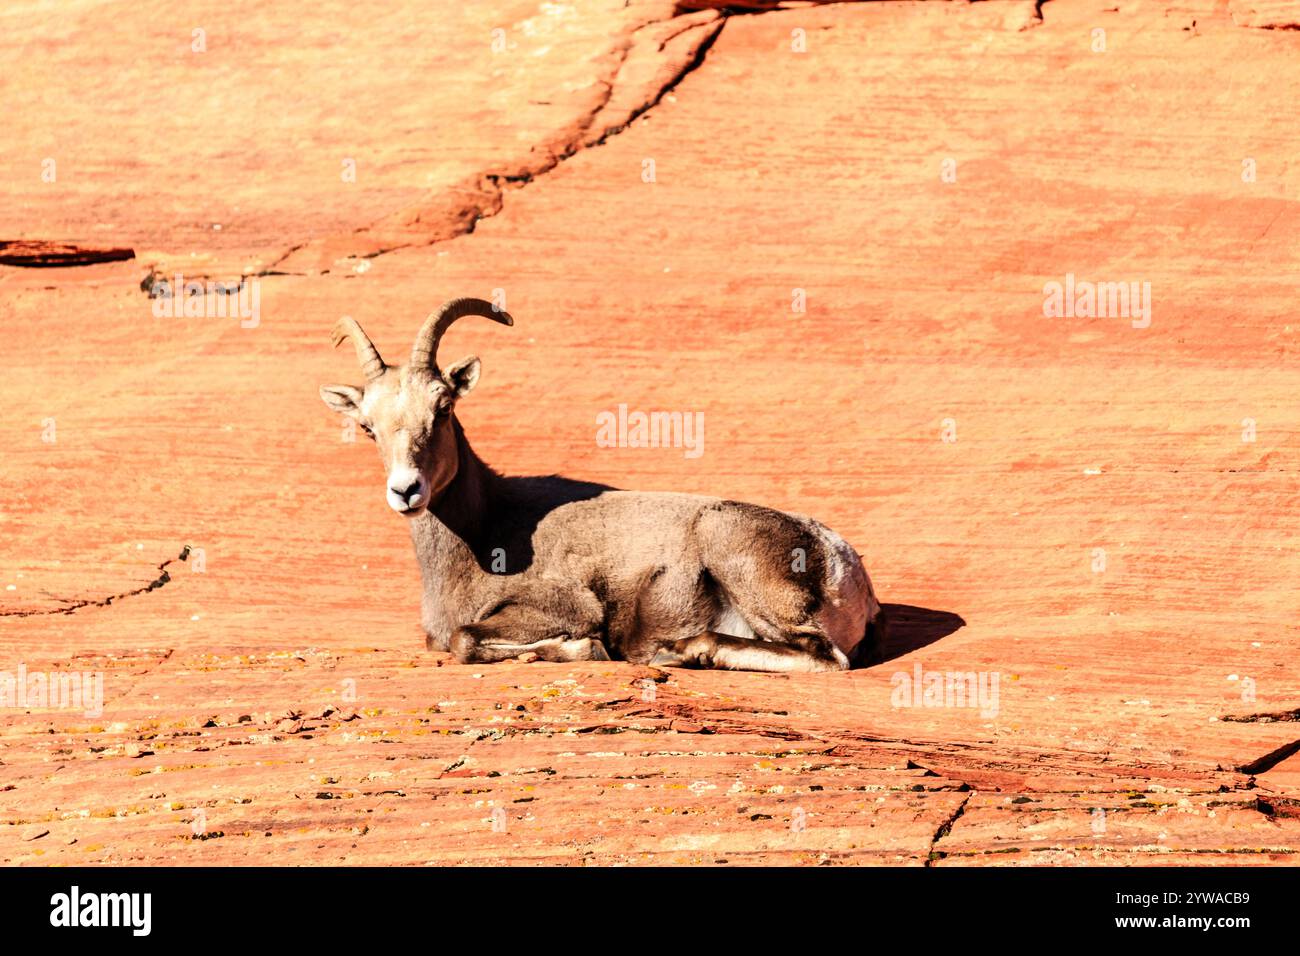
xmin=1 ymin=0 xmax=1298 ymax=866
xmin=1229 ymin=0 xmax=1300 ymax=29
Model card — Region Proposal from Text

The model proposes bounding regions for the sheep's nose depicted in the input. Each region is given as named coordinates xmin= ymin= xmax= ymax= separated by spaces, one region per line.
xmin=391 ymin=480 xmax=423 ymax=504
xmin=386 ymin=472 xmax=428 ymax=515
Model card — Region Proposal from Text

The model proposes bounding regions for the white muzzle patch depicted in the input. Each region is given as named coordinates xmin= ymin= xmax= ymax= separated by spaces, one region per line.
xmin=386 ymin=470 xmax=428 ymax=515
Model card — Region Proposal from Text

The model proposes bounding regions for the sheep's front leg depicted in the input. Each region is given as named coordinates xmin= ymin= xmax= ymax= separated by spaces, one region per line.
xmin=422 ymin=590 xmax=448 ymax=652
xmin=448 ymin=603 xmax=610 ymax=664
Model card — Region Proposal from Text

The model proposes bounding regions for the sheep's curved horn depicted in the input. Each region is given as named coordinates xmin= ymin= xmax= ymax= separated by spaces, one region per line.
xmin=332 ymin=316 xmax=387 ymax=382
xmin=411 ymin=298 xmax=513 ymax=375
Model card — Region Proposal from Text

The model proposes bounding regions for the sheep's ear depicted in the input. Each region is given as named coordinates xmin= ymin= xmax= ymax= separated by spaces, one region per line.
xmin=320 ymin=384 xmax=363 ymax=417
xmin=444 ymin=355 xmax=481 ymax=398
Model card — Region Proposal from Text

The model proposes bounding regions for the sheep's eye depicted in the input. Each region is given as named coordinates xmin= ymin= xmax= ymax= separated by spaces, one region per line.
xmin=359 ymin=422 xmax=375 ymax=439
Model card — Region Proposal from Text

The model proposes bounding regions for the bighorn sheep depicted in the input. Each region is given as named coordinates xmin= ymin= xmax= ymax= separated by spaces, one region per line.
xmin=320 ymin=299 xmax=887 ymax=672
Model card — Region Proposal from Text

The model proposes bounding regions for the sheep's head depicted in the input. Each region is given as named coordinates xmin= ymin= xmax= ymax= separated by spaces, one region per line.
xmin=319 ymin=298 xmax=513 ymax=517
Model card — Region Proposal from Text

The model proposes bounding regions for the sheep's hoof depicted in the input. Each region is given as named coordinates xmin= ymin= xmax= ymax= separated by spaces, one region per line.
xmin=648 ymin=648 xmax=683 ymax=667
